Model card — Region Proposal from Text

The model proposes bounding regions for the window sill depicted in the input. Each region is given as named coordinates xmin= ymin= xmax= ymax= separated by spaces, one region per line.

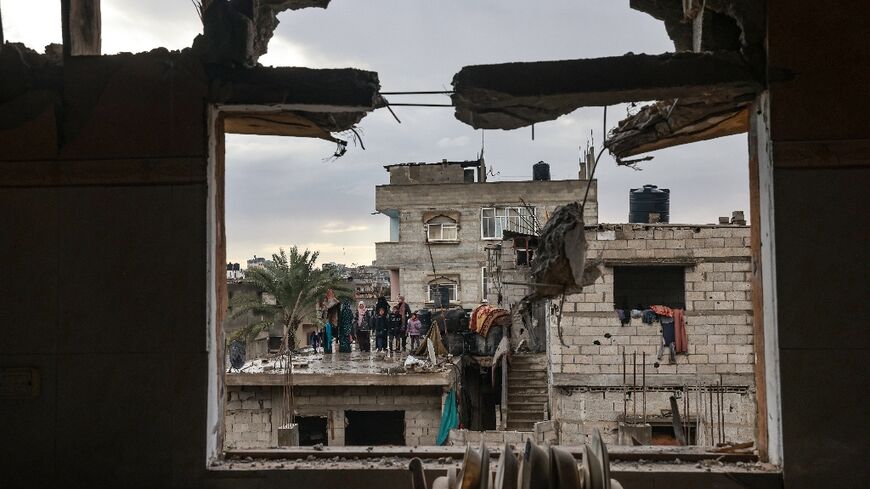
xmin=427 ymin=240 xmax=460 ymax=244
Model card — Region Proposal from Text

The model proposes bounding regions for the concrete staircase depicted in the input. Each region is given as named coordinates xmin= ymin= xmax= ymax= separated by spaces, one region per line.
xmin=506 ymin=353 xmax=549 ymax=431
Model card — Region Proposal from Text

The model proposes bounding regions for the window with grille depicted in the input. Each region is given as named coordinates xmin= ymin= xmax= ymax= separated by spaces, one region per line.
xmin=427 ymin=281 xmax=458 ymax=304
xmin=481 ymin=206 xmax=536 ymax=239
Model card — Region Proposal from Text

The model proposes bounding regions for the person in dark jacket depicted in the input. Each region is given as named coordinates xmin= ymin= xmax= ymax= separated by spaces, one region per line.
xmin=388 ymin=305 xmax=403 ymax=352
xmin=373 ymin=306 xmax=388 ymax=352
xmin=396 ymin=295 xmax=412 ymax=351
xmin=354 ymin=301 xmax=372 ymax=352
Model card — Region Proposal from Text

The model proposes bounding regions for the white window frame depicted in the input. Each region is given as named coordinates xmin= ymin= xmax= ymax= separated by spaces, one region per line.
xmin=427 ymin=282 xmax=458 ymax=304
xmin=481 ymin=206 xmax=537 ymax=240
xmin=426 ymin=222 xmax=458 ymax=242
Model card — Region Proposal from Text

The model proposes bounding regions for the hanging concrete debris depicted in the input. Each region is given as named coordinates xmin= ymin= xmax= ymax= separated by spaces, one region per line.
xmin=528 ymin=202 xmax=593 ymax=299
xmin=605 ymin=90 xmax=755 ymax=159
xmin=192 ymin=0 xmax=332 ymax=67
xmin=451 ymin=51 xmax=759 ymax=130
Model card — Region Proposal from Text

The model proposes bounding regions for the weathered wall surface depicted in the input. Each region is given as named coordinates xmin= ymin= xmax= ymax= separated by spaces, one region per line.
xmin=225 ymin=385 xmax=444 ymax=448
xmin=0 ymin=50 xmax=212 ymax=488
xmin=555 ymin=389 xmax=755 ymax=446
xmin=547 ymin=224 xmax=755 ymax=444
xmin=375 ymin=179 xmax=596 ymax=308
xmin=766 ymin=1 xmax=870 ymax=485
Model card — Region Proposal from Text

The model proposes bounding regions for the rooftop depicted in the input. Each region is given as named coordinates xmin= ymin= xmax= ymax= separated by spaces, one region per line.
xmin=227 ymin=350 xmax=454 ymax=387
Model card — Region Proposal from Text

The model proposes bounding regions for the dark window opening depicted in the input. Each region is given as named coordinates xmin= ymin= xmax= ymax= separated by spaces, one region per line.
xmin=650 ymin=422 xmax=697 ymax=446
xmin=512 ymin=236 xmax=538 ymax=267
xmin=297 ymin=415 xmax=329 ymax=446
xmin=345 ymin=410 xmax=405 ymax=446
xmin=613 ymin=266 xmax=686 ymax=310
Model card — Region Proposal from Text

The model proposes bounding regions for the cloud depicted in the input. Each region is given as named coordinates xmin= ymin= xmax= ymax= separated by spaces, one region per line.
xmin=322 ymin=225 xmax=370 ymax=234
xmin=437 ymin=136 xmax=471 ymax=148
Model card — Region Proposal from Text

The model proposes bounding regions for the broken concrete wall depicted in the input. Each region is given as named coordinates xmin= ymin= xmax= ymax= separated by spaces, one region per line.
xmin=225 ymin=385 xmax=443 ymax=448
xmin=546 ymin=224 xmax=755 ymax=445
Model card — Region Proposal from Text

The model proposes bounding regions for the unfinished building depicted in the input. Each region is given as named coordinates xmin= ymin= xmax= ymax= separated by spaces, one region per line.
xmin=1 ymin=0 xmax=868 ymax=487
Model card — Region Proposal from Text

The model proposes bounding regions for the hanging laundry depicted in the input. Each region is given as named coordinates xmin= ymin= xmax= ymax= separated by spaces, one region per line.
xmin=615 ymin=308 xmax=630 ymax=326
xmin=642 ymin=309 xmax=657 ymax=324
xmin=658 ymin=322 xmax=676 ymax=363
xmin=630 ymin=309 xmax=643 ymax=319
xmin=470 ymin=304 xmax=494 ymax=332
xmin=650 ymin=304 xmax=674 ymax=317
xmin=470 ymin=304 xmax=510 ymax=337
xmin=673 ymin=308 xmax=688 ymax=353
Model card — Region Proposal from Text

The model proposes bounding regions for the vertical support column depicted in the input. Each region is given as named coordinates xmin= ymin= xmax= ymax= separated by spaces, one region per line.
xmin=61 ymin=0 xmax=101 ymax=57
xmin=747 ymin=99 xmax=768 ymax=461
xmin=752 ymin=93 xmax=783 ymax=464
xmin=500 ymin=354 xmax=508 ymax=430
xmin=390 ymin=269 xmax=400 ymax=302
xmin=206 ymin=108 xmax=227 ymax=461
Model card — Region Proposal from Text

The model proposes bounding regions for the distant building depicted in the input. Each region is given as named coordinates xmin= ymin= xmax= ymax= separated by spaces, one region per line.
xmin=226 ymin=262 xmax=244 ymax=281
xmin=374 ymin=158 xmax=597 ymax=307
xmin=247 ymin=255 xmax=269 ymax=269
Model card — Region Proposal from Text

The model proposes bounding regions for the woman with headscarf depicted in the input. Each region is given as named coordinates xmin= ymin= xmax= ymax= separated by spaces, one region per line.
xmin=354 ymin=301 xmax=371 ymax=352
xmin=338 ymin=300 xmax=354 ymax=353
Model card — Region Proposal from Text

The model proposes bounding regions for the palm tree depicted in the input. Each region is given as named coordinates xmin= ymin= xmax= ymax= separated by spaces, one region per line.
xmin=229 ymin=247 xmax=350 ymax=351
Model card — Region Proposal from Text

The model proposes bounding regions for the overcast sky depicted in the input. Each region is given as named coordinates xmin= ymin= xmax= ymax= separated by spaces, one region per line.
xmin=3 ymin=0 xmax=749 ymax=266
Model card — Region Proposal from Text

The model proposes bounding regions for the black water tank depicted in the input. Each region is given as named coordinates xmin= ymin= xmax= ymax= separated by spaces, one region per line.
xmin=533 ymin=161 xmax=551 ymax=181
xmin=629 ymin=184 xmax=670 ymax=223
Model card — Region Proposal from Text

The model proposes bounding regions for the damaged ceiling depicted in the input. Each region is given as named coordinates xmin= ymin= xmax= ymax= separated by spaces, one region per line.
xmin=451 ymin=51 xmax=759 ymax=130
xmin=605 ymin=89 xmax=755 ymax=159
xmin=450 ymin=0 xmax=765 ymax=158
xmin=1 ymin=0 xmax=380 ymax=149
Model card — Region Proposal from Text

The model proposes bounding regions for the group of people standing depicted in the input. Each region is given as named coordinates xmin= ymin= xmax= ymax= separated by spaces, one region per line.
xmin=312 ymin=295 xmax=424 ymax=354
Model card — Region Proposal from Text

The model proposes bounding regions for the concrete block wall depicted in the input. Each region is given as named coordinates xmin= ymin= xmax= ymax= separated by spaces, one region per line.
xmin=447 ymin=421 xmax=559 ymax=446
xmin=553 ymin=389 xmax=755 ymax=446
xmin=225 ymin=384 xmax=444 ymax=448
xmin=547 ymin=224 xmax=756 ymax=444
xmin=225 ymin=386 xmax=275 ymax=449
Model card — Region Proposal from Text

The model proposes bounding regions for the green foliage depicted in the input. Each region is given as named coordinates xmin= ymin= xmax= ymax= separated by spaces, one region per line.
xmin=229 ymin=247 xmax=351 ymax=349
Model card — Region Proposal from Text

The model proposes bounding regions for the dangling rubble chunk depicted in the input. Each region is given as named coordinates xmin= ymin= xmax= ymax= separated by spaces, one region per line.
xmin=529 ymin=202 xmax=597 ymax=299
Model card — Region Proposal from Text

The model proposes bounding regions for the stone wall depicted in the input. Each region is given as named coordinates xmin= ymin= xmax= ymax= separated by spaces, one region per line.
xmin=225 ymin=384 xmax=445 ymax=448
xmin=547 ymin=224 xmax=756 ymax=445
xmin=447 ymin=420 xmax=559 ymax=446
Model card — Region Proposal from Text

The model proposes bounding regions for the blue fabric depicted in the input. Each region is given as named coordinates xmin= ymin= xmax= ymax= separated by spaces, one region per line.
xmin=436 ymin=387 xmax=459 ymax=445
xmin=324 ymin=321 xmax=334 ymax=353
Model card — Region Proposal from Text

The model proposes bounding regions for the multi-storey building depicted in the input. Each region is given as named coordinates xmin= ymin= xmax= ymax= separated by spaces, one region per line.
xmin=374 ymin=158 xmax=597 ymax=308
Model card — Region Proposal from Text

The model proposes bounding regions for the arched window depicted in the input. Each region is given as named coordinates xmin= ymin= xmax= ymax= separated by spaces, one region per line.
xmin=425 ymin=215 xmax=459 ymax=242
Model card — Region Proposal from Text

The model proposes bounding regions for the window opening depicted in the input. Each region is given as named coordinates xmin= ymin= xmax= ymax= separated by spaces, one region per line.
xmin=426 ymin=216 xmax=459 ymax=242
xmin=613 ymin=266 xmax=686 ymax=310
xmin=428 ymin=281 xmax=458 ymax=305
xmin=296 ymin=415 xmax=329 ymax=446
xmin=345 ymin=410 xmax=405 ymax=446
xmin=481 ymin=206 xmax=537 ymax=239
